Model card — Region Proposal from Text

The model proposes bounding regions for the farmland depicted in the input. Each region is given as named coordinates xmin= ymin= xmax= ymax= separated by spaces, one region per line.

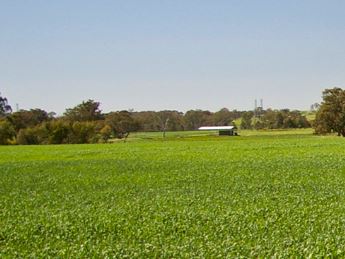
xmin=1 ymin=130 xmax=345 ymax=257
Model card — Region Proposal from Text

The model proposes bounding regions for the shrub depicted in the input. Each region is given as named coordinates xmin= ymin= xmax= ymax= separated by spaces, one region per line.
xmin=68 ymin=121 xmax=99 ymax=144
xmin=0 ymin=120 xmax=15 ymax=145
xmin=16 ymin=128 xmax=39 ymax=145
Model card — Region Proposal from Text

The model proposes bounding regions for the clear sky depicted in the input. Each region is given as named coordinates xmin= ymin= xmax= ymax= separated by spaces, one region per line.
xmin=1 ymin=0 xmax=345 ymax=114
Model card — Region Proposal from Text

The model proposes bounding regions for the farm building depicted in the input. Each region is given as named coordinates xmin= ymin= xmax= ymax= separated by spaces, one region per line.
xmin=198 ymin=126 xmax=237 ymax=136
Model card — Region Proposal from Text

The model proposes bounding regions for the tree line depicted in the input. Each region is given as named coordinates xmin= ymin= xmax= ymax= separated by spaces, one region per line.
xmin=0 ymin=94 xmax=314 ymax=145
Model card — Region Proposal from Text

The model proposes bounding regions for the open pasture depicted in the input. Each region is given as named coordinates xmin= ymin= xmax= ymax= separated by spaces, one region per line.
xmin=1 ymin=130 xmax=345 ymax=257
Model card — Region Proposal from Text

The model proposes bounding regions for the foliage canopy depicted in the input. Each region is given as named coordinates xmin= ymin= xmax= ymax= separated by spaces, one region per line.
xmin=314 ymin=87 xmax=345 ymax=136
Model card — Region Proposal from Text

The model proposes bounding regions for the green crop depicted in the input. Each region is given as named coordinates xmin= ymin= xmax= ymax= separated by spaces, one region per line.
xmin=1 ymin=131 xmax=345 ymax=257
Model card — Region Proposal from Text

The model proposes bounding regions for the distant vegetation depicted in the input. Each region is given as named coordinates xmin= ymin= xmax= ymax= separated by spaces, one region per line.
xmin=3 ymin=87 xmax=345 ymax=145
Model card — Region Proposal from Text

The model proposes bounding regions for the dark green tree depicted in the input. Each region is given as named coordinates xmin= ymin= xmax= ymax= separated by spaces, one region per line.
xmin=213 ymin=108 xmax=233 ymax=126
xmin=105 ymin=111 xmax=139 ymax=139
xmin=314 ymin=87 xmax=345 ymax=136
xmin=68 ymin=121 xmax=99 ymax=143
xmin=240 ymin=111 xmax=253 ymax=129
xmin=0 ymin=119 xmax=15 ymax=144
xmin=132 ymin=111 xmax=160 ymax=131
xmin=64 ymin=99 xmax=103 ymax=121
xmin=184 ymin=110 xmax=212 ymax=130
xmin=8 ymin=109 xmax=49 ymax=131
xmin=274 ymin=112 xmax=285 ymax=128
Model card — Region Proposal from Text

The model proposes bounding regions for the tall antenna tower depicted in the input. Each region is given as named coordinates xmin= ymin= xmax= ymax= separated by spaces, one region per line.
xmin=254 ymin=98 xmax=264 ymax=118
xmin=16 ymin=103 xmax=19 ymax=112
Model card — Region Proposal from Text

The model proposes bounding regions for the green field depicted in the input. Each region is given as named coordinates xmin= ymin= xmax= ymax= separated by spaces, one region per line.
xmin=1 ymin=130 xmax=345 ymax=257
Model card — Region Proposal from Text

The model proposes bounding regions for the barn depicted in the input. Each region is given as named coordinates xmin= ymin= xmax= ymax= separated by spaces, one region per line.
xmin=198 ymin=126 xmax=237 ymax=136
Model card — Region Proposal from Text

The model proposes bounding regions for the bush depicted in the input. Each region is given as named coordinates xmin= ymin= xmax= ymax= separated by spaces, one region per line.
xmin=0 ymin=120 xmax=15 ymax=144
xmin=16 ymin=128 xmax=39 ymax=145
xmin=68 ymin=121 xmax=99 ymax=144
xmin=47 ymin=120 xmax=70 ymax=144
xmin=100 ymin=125 xmax=112 ymax=143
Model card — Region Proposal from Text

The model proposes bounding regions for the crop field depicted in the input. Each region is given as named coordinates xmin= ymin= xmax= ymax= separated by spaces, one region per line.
xmin=2 ymin=130 xmax=345 ymax=257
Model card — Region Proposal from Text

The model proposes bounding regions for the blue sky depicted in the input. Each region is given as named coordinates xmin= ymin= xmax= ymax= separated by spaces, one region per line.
xmin=1 ymin=0 xmax=345 ymax=114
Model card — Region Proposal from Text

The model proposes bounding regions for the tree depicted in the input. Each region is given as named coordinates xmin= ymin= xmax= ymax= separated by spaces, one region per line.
xmin=314 ymin=87 xmax=345 ymax=136
xmin=213 ymin=108 xmax=233 ymax=126
xmin=262 ymin=109 xmax=276 ymax=129
xmin=0 ymin=119 xmax=15 ymax=144
xmin=155 ymin=110 xmax=184 ymax=138
xmin=132 ymin=111 xmax=160 ymax=131
xmin=240 ymin=111 xmax=253 ymax=129
xmin=16 ymin=127 xmax=41 ymax=145
xmin=100 ymin=125 xmax=112 ymax=142
xmin=46 ymin=120 xmax=71 ymax=144
xmin=68 ymin=121 xmax=99 ymax=144
xmin=105 ymin=111 xmax=138 ymax=139
xmin=0 ymin=93 xmax=12 ymax=117
xmin=64 ymin=99 xmax=103 ymax=121
xmin=274 ymin=112 xmax=285 ymax=128
xmin=8 ymin=109 xmax=49 ymax=131
xmin=156 ymin=111 xmax=170 ymax=138
xmin=184 ymin=110 xmax=212 ymax=130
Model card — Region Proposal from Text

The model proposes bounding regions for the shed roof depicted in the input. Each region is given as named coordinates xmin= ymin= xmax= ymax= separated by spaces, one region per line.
xmin=198 ymin=126 xmax=235 ymax=131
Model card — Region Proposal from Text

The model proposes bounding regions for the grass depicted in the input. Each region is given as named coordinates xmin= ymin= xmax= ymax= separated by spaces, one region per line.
xmin=1 ymin=130 xmax=345 ymax=257
xmin=128 ymin=128 xmax=313 ymax=140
